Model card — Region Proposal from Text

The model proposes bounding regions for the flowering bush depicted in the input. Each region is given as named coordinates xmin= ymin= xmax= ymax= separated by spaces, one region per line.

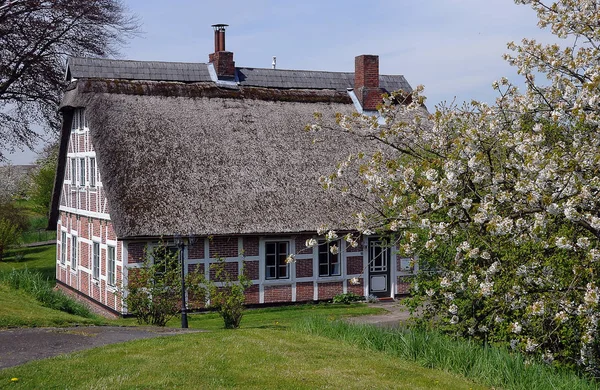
xmin=313 ymin=0 xmax=600 ymax=377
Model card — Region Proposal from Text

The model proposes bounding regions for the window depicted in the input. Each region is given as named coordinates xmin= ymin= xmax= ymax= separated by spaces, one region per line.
xmin=154 ymin=245 xmax=179 ymax=277
xmin=71 ymin=235 xmax=77 ymax=270
xmin=89 ymin=157 xmax=96 ymax=187
xmin=82 ymin=109 xmax=87 ymax=129
xmin=107 ymin=246 xmax=116 ymax=286
xmin=70 ymin=158 xmax=76 ymax=184
xmin=319 ymin=240 xmax=341 ymax=277
xmin=71 ymin=109 xmax=79 ymax=130
xmin=79 ymin=158 xmax=86 ymax=187
xmin=265 ymin=241 xmax=289 ymax=279
xmin=61 ymin=232 xmax=66 ymax=264
xmin=92 ymin=242 xmax=100 ymax=280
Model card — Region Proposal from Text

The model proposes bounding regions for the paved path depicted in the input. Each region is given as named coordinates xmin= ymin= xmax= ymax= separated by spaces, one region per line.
xmin=0 ymin=326 xmax=202 ymax=369
xmin=346 ymin=301 xmax=415 ymax=328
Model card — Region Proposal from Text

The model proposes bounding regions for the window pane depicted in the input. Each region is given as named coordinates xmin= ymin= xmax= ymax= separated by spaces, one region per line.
xmin=278 ymin=264 xmax=288 ymax=278
xmin=266 ymin=254 xmax=275 ymax=266
xmin=267 ymin=266 xmax=275 ymax=279
xmin=319 ymin=264 xmax=328 ymax=276
xmin=72 ymin=236 xmax=77 ymax=269
xmin=90 ymin=158 xmax=96 ymax=187
xmin=80 ymin=159 xmax=86 ymax=186
xmin=266 ymin=242 xmax=275 ymax=256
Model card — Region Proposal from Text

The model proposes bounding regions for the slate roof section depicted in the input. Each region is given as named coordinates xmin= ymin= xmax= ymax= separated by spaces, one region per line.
xmin=66 ymin=57 xmax=213 ymax=82
xmin=66 ymin=57 xmax=412 ymax=93
xmin=237 ymin=68 xmax=412 ymax=93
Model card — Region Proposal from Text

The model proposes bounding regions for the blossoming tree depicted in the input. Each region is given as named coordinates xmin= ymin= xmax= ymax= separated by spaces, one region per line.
xmin=312 ymin=0 xmax=600 ymax=376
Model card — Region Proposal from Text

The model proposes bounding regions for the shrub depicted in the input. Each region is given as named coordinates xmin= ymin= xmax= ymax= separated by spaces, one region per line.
xmin=0 ymin=218 xmax=21 ymax=261
xmin=332 ymin=292 xmax=363 ymax=304
xmin=202 ymin=258 xmax=252 ymax=329
xmin=123 ymin=241 xmax=204 ymax=326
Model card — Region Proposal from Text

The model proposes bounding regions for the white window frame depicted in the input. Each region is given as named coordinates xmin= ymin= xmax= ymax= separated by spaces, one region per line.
xmin=265 ymin=241 xmax=290 ymax=280
xmin=61 ymin=231 xmax=66 ymax=264
xmin=71 ymin=235 xmax=78 ymax=270
xmin=318 ymin=240 xmax=341 ymax=277
xmin=79 ymin=158 xmax=86 ymax=187
xmin=89 ymin=157 xmax=96 ymax=188
xmin=107 ymin=245 xmax=116 ymax=286
xmin=92 ymin=242 xmax=100 ymax=280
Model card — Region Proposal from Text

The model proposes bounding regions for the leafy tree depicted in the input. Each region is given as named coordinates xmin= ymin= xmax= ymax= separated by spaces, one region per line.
xmin=311 ymin=0 xmax=600 ymax=377
xmin=28 ymin=141 xmax=58 ymax=215
xmin=0 ymin=218 xmax=21 ymax=260
xmin=0 ymin=0 xmax=139 ymax=160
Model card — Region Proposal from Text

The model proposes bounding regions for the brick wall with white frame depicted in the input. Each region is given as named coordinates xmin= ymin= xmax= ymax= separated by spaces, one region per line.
xmin=56 ymin=108 xmax=125 ymax=315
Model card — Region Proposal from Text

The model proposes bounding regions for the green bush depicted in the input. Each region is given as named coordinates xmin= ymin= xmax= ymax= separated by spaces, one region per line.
xmin=123 ymin=241 xmax=204 ymax=326
xmin=0 ymin=218 xmax=21 ymax=261
xmin=332 ymin=292 xmax=363 ymax=304
xmin=202 ymin=258 xmax=252 ymax=329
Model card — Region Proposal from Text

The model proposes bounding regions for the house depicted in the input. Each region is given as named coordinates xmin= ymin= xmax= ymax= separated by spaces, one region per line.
xmin=49 ymin=25 xmax=418 ymax=316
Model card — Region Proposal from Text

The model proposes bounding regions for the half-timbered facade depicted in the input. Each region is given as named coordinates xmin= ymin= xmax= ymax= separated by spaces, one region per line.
xmin=50 ymin=26 xmax=419 ymax=316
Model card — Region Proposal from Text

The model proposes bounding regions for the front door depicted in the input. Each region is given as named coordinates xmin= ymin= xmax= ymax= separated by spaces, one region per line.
xmin=368 ymin=238 xmax=391 ymax=298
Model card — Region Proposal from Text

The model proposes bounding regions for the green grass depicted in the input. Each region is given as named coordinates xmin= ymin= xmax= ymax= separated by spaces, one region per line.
xmin=0 ymin=328 xmax=487 ymax=389
xmin=0 ymin=284 xmax=104 ymax=328
xmin=0 ymin=245 xmax=56 ymax=280
xmin=295 ymin=317 xmax=597 ymax=390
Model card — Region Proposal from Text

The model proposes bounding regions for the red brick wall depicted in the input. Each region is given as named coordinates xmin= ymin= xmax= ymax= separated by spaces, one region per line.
xmin=188 ymin=263 xmax=205 ymax=275
xmin=296 ymin=282 xmax=314 ymax=302
xmin=188 ymin=240 xmax=204 ymax=259
xmin=244 ymin=284 xmax=259 ymax=305
xmin=264 ymin=285 xmax=292 ymax=303
xmin=242 ymin=236 xmax=259 ymax=256
xmin=128 ymin=242 xmax=145 ymax=264
xmin=209 ymin=236 xmax=238 ymax=258
xmin=296 ymin=258 xmax=313 ymax=278
xmin=397 ymin=276 xmax=413 ymax=295
xmin=295 ymin=234 xmax=312 ymax=255
xmin=209 ymin=261 xmax=238 ymax=281
xmin=347 ymin=278 xmax=364 ymax=296
xmin=243 ymin=260 xmax=259 ymax=280
xmin=346 ymin=237 xmax=363 ymax=252
xmin=347 ymin=256 xmax=363 ymax=275
xmin=318 ymin=281 xmax=343 ymax=300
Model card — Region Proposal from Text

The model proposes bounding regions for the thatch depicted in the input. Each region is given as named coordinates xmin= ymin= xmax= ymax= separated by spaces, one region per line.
xmin=55 ymin=80 xmax=391 ymax=238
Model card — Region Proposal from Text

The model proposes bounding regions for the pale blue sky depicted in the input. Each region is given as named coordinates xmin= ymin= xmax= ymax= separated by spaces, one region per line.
xmin=7 ymin=0 xmax=556 ymax=164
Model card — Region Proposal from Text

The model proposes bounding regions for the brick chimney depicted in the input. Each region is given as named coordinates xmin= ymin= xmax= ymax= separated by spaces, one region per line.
xmin=209 ymin=24 xmax=235 ymax=78
xmin=355 ymin=55 xmax=382 ymax=111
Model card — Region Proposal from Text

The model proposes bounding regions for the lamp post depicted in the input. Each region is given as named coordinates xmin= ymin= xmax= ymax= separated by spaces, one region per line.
xmin=175 ymin=235 xmax=188 ymax=329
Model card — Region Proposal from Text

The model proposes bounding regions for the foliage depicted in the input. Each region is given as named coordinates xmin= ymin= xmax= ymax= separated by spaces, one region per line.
xmin=0 ymin=267 xmax=94 ymax=317
xmin=123 ymin=241 xmax=203 ymax=327
xmin=201 ymin=258 xmax=252 ymax=329
xmin=0 ymin=0 xmax=140 ymax=160
xmin=310 ymin=0 xmax=600 ymax=378
xmin=0 ymin=218 xmax=21 ymax=261
xmin=332 ymin=292 xmax=363 ymax=304
xmin=28 ymin=141 xmax=58 ymax=215
xmin=296 ymin=317 xmax=597 ymax=390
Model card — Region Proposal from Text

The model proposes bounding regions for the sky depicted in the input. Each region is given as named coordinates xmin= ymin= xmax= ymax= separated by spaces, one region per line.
xmin=6 ymin=0 xmax=557 ymax=165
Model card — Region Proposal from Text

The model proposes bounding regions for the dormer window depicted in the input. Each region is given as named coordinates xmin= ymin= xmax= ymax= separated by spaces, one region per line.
xmin=71 ymin=108 xmax=87 ymax=131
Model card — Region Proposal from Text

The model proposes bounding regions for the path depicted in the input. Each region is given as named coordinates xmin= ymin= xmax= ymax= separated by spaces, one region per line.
xmin=0 ymin=326 xmax=202 ymax=369
xmin=346 ymin=301 xmax=415 ymax=327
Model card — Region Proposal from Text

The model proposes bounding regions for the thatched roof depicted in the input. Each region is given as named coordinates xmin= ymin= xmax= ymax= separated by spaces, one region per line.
xmin=51 ymin=58 xmax=416 ymax=238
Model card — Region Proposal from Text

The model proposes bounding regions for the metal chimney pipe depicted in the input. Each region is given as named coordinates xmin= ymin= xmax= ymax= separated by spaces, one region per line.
xmin=211 ymin=24 xmax=228 ymax=52
xmin=272 ymin=56 xmax=276 ymax=70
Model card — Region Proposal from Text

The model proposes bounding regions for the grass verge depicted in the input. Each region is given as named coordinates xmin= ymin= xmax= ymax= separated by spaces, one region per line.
xmin=295 ymin=316 xmax=597 ymax=390
xmin=0 ymin=327 xmax=487 ymax=389
xmin=0 ymin=284 xmax=104 ymax=328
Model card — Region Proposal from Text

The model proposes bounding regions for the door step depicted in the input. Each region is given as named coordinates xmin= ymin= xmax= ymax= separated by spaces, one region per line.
xmin=377 ymin=297 xmax=395 ymax=302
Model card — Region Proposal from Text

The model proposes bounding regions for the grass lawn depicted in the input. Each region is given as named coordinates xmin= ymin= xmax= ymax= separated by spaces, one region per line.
xmin=0 ymin=284 xmax=104 ymax=328
xmin=0 ymin=245 xmax=56 ymax=280
xmin=0 ymin=328 xmax=487 ymax=389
